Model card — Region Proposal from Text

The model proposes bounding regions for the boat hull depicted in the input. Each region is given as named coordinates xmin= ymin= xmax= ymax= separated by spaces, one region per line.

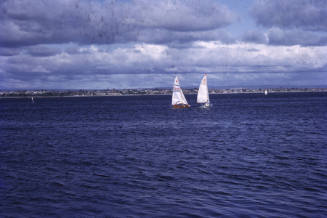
xmin=172 ymin=104 xmax=190 ymax=109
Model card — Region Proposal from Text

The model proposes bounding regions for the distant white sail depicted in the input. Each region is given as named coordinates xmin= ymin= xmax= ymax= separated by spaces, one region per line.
xmin=264 ymin=89 xmax=268 ymax=95
xmin=172 ymin=76 xmax=189 ymax=106
xmin=197 ymin=74 xmax=209 ymax=106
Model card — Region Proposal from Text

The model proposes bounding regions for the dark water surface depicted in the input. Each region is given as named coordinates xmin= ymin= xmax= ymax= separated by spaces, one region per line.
xmin=1 ymin=93 xmax=327 ymax=217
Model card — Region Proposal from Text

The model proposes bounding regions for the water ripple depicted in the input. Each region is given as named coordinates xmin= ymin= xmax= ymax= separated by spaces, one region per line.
xmin=1 ymin=93 xmax=327 ymax=217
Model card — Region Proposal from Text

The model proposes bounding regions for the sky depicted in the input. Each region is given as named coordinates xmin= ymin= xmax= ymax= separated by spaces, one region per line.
xmin=0 ymin=0 xmax=327 ymax=89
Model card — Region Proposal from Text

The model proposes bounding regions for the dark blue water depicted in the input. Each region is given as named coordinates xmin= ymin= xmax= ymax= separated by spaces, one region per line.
xmin=1 ymin=93 xmax=327 ymax=217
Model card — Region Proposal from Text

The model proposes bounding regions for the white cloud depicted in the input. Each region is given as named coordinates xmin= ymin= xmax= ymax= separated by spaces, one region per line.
xmin=1 ymin=41 xmax=327 ymax=88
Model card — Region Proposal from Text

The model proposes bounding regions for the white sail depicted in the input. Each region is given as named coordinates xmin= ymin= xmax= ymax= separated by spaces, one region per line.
xmin=172 ymin=76 xmax=188 ymax=105
xmin=264 ymin=89 xmax=268 ymax=95
xmin=197 ymin=74 xmax=209 ymax=104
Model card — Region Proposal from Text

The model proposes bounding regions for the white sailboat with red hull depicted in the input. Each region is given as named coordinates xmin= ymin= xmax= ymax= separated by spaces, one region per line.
xmin=172 ymin=76 xmax=190 ymax=109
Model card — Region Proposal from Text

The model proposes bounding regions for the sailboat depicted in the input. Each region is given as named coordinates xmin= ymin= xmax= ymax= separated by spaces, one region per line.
xmin=197 ymin=73 xmax=210 ymax=108
xmin=172 ymin=76 xmax=190 ymax=108
xmin=264 ymin=89 xmax=268 ymax=95
xmin=31 ymin=97 xmax=34 ymax=103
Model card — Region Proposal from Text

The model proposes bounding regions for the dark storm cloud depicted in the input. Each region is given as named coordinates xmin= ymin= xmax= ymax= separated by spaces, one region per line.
xmin=242 ymin=30 xmax=268 ymax=44
xmin=129 ymin=0 xmax=235 ymax=31
xmin=24 ymin=46 xmax=61 ymax=57
xmin=252 ymin=0 xmax=327 ymax=32
xmin=0 ymin=47 xmax=21 ymax=56
xmin=247 ymin=0 xmax=327 ymax=46
xmin=267 ymin=28 xmax=327 ymax=46
xmin=137 ymin=29 xmax=235 ymax=44
xmin=242 ymin=28 xmax=327 ymax=46
xmin=0 ymin=0 xmax=236 ymax=47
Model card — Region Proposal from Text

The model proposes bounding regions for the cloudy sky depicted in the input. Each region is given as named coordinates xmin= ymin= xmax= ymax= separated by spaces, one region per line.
xmin=1 ymin=0 xmax=327 ymax=89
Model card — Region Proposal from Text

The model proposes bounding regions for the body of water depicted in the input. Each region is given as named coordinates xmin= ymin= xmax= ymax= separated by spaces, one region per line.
xmin=1 ymin=93 xmax=327 ymax=217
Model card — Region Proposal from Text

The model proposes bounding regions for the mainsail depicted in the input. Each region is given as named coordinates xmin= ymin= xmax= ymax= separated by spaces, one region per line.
xmin=197 ymin=74 xmax=209 ymax=105
xmin=172 ymin=76 xmax=189 ymax=106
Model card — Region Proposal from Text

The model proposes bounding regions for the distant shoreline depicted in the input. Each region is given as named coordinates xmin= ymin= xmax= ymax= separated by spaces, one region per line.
xmin=1 ymin=88 xmax=326 ymax=99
